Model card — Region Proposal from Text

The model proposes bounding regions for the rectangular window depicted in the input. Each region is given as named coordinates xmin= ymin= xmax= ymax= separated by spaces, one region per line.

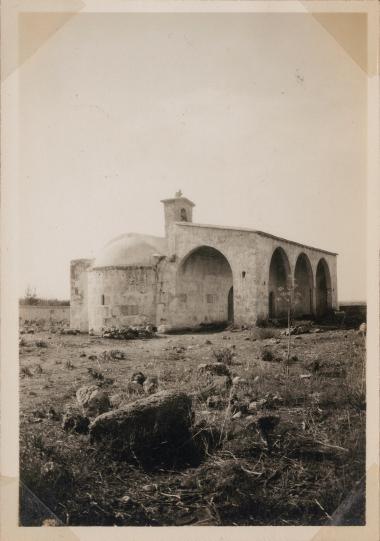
xmin=120 ymin=305 xmax=139 ymax=316
xmin=206 ymin=294 xmax=217 ymax=304
xmin=178 ymin=293 xmax=187 ymax=303
xmin=101 ymin=294 xmax=105 ymax=306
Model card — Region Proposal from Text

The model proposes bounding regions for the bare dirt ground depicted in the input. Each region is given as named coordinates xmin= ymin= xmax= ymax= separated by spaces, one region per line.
xmin=19 ymin=325 xmax=365 ymax=526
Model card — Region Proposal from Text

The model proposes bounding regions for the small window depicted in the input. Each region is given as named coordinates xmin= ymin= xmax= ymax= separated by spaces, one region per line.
xmin=178 ymin=293 xmax=187 ymax=302
xmin=242 ymin=271 xmax=246 ymax=278
xmin=120 ymin=305 xmax=139 ymax=316
xmin=206 ymin=294 xmax=217 ymax=304
xmin=101 ymin=294 xmax=105 ymax=306
xmin=180 ymin=208 xmax=187 ymax=221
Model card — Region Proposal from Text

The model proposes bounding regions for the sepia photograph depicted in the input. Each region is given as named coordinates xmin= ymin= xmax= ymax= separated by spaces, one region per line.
xmin=1 ymin=1 xmax=379 ymax=538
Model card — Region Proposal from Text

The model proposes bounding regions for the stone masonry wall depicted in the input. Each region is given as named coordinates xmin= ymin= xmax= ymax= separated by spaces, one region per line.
xmin=70 ymin=259 xmax=94 ymax=331
xmin=20 ymin=305 xmax=70 ymax=324
xmin=87 ymin=267 xmax=157 ymax=333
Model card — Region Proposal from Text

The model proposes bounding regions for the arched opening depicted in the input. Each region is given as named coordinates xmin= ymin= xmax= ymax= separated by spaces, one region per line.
xmin=268 ymin=247 xmax=291 ymax=318
xmin=176 ymin=246 xmax=233 ymax=328
xmin=228 ymin=286 xmax=234 ymax=323
xmin=316 ymin=259 xmax=332 ymax=317
xmin=294 ymin=253 xmax=313 ymax=318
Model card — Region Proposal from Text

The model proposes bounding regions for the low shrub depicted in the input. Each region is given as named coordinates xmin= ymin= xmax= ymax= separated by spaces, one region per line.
xmin=213 ymin=348 xmax=235 ymax=365
xmin=35 ymin=340 xmax=48 ymax=348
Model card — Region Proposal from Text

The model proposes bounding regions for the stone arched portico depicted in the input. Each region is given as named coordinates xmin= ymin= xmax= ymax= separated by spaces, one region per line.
xmin=71 ymin=194 xmax=338 ymax=332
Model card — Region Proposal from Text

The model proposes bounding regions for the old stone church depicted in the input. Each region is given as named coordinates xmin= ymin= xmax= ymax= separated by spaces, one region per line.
xmin=70 ymin=193 xmax=338 ymax=333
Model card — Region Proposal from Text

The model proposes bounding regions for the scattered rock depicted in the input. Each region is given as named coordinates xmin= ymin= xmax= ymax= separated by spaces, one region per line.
xmin=206 ymin=395 xmax=225 ymax=409
xmin=358 ymin=323 xmax=366 ymax=336
xmin=102 ymin=325 xmax=156 ymax=340
xmin=131 ymin=371 xmax=146 ymax=385
xmin=76 ymin=385 xmax=110 ymax=417
xmin=42 ymin=518 xmax=61 ymax=527
xmin=197 ymin=362 xmax=230 ymax=377
xmin=143 ymin=376 xmax=158 ymax=394
xmin=46 ymin=407 xmax=59 ymax=420
xmin=232 ymin=411 xmax=242 ymax=419
xmin=300 ymin=373 xmax=312 ymax=379
xmin=232 ymin=376 xmax=248 ymax=386
xmin=35 ymin=340 xmax=48 ymax=348
xmin=40 ymin=461 xmax=72 ymax=488
xmin=247 ymin=401 xmax=258 ymax=413
xmin=126 ymin=381 xmax=144 ymax=395
xmin=112 ymin=350 xmax=125 ymax=360
xmin=62 ymin=412 xmax=90 ymax=434
xmin=119 ymin=495 xmax=132 ymax=504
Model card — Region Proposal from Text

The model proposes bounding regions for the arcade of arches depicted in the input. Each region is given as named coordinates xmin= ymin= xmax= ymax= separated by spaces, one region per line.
xmin=268 ymin=248 xmax=332 ymax=319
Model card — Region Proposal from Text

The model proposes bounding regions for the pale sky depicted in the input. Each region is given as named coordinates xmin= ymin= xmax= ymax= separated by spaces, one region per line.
xmin=18 ymin=13 xmax=367 ymax=301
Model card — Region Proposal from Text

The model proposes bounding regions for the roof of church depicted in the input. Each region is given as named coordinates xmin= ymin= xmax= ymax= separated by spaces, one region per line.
xmin=93 ymin=233 xmax=167 ymax=268
xmin=174 ymin=222 xmax=337 ymax=255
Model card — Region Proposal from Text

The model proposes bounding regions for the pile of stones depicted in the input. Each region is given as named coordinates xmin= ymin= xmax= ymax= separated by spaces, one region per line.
xmin=101 ymin=325 xmax=156 ymax=340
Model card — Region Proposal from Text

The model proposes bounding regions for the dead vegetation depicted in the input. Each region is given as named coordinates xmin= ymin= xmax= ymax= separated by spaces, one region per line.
xmin=19 ymin=325 xmax=365 ymax=526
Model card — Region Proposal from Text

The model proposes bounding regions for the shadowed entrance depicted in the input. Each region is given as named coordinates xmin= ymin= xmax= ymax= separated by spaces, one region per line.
xmin=316 ymin=258 xmax=332 ymax=317
xmin=268 ymin=247 xmax=291 ymax=318
xmin=294 ymin=253 xmax=314 ymax=318
xmin=176 ymin=246 xmax=233 ymax=328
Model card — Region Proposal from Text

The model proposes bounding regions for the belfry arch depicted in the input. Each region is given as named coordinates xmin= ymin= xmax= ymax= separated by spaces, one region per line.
xmin=268 ymin=247 xmax=292 ymax=318
xmin=294 ymin=253 xmax=314 ymax=317
xmin=175 ymin=246 xmax=233 ymax=328
xmin=316 ymin=258 xmax=332 ymax=317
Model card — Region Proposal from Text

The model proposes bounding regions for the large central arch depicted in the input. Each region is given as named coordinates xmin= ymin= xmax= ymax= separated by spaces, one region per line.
xmin=175 ymin=245 xmax=233 ymax=328
xmin=268 ymin=247 xmax=292 ymax=318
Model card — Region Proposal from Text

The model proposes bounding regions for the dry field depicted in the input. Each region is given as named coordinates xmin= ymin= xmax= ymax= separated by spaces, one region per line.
xmin=19 ymin=324 xmax=366 ymax=526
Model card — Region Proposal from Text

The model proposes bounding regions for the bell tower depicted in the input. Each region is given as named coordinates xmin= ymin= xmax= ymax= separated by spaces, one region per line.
xmin=161 ymin=191 xmax=195 ymax=237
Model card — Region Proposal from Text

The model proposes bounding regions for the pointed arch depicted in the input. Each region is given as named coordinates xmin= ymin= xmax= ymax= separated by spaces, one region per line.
xmin=176 ymin=245 xmax=233 ymax=327
xmin=268 ymin=247 xmax=292 ymax=318
xmin=294 ymin=253 xmax=314 ymax=317
xmin=316 ymin=258 xmax=332 ymax=317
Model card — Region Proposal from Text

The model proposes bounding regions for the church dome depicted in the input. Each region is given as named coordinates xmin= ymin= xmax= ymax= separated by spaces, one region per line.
xmin=93 ymin=233 xmax=167 ymax=268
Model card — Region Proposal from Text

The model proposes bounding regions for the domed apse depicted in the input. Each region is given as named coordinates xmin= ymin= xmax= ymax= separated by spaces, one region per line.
xmin=268 ymin=248 xmax=291 ymax=318
xmin=176 ymin=246 xmax=233 ymax=328
xmin=316 ymin=258 xmax=332 ymax=317
xmin=294 ymin=253 xmax=314 ymax=318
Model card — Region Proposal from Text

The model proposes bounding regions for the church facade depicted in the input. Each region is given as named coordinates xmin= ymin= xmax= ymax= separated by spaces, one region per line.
xmin=70 ymin=194 xmax=338 ymax=333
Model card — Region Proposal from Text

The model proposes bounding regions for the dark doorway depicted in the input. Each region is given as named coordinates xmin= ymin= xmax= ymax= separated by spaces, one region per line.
xmin=228 ymin=286 xmax=234 ymax=323
xmin=294 ymin=253 xmax=314 ymax=317
xmin=268 ymin=247 xmax=291 ymax=318
xmin=316 ymin=259 xmax=332 ymax=317
xmin=268 ymin=291 xmax=275 ymax=318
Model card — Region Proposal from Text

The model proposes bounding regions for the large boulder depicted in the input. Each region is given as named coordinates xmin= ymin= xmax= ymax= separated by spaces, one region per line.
xmin=89 ymin=390 xmax=193 ymax=465
xmin=76 ymin=385 xmax=110 ymax=417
